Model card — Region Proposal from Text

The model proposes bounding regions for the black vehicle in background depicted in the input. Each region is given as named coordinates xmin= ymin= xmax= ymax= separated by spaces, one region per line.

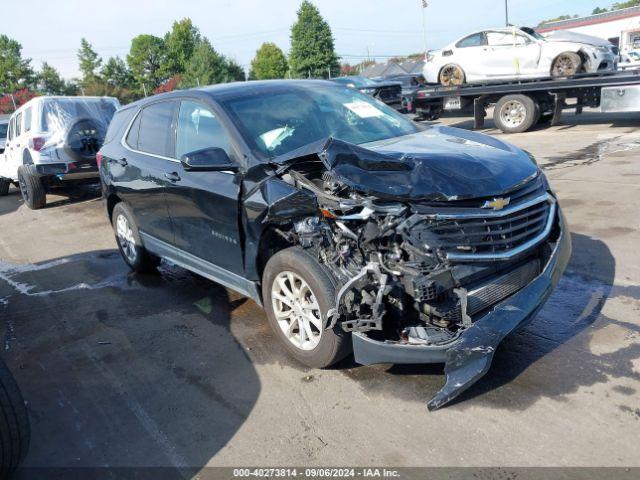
xmin=331 ymin=76 xmax=402 ymax=109
xmin=98 ymin=80 xmax=569 ymax=409
xmin=381 ymin=74 xmax=427 ymax=113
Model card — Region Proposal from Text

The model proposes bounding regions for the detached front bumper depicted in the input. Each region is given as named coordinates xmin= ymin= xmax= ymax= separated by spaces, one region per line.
xmin=352 ymin=211 xmax=572 ymax=409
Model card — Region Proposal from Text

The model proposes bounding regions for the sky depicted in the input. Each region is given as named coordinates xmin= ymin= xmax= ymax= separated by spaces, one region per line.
xmin=4 ymin=0 xmax=610 ymax=79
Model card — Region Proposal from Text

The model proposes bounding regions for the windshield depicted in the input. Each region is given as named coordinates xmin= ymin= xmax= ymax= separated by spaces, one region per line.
xmin=334 ymin=76 xmax=377 ymax=87
xmin=0 ymin=123 xmax=7 ymax=139
xmin=220 ymin=84 xmax=419 ymax=158
xmin=41 ymin=98 xmax=118 ymax=132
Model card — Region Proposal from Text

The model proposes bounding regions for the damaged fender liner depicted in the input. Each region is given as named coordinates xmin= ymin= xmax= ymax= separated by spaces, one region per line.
xmin=352 ymin=217 xmax=571 ymax=410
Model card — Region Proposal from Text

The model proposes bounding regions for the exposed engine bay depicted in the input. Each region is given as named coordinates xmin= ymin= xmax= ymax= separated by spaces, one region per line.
xmin=246 ymin=137 xmax=566 ymax=410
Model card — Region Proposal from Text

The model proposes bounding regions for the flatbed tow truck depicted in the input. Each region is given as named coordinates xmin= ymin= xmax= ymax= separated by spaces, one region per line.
xmin=411 ymin=70 xmax=640 ymax=133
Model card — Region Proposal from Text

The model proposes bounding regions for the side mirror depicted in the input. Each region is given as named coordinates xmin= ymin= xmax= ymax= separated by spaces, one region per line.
xmin=180 ymin=147 xmax=239 ymax=172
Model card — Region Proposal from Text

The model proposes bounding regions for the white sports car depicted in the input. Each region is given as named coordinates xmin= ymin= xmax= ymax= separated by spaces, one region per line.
xmin=424 ymin=27 xmax=617 ymax=86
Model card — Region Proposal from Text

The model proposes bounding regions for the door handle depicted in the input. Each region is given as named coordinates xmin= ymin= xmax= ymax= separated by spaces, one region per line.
xmin=164 ymin=171 xmax=181 ymax=182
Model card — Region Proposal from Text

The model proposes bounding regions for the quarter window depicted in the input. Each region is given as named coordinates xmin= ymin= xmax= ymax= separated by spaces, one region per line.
xmin=176 ymin=101 xmax=231 ymax=159
xmin=135 ymin=101 xmax=176 ymax=157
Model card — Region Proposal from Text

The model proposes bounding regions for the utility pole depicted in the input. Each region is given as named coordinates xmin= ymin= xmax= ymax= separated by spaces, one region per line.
xmin=505 ymin=0 xmax=509 ymax=26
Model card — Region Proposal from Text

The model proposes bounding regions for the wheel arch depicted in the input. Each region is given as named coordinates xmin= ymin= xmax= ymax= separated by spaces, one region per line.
xmin=438 ymin=63 xmax=466 ymax=84
xmin=106 ymin=192 xmax=122 ymax=222
xmin=255 ymin=225 xmax=295 ymax=284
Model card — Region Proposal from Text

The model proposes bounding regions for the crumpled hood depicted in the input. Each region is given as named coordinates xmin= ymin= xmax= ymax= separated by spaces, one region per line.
xmin=275 ymin=126 xmax=539 ymax=202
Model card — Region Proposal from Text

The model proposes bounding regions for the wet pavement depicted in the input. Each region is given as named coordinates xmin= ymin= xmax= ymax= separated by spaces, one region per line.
xmin=0 ymin=110 xmax=639 ymax=468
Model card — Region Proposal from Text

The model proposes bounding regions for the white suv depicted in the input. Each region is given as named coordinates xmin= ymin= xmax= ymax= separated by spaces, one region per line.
xmin=0 ymin=96 xmax=120 ymax=209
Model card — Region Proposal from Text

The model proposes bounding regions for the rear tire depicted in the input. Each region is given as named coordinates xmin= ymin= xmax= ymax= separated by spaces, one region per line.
xmin=493 ymin=94 xmax=540 ymax=133
xmin=111 ymin=202 xmax=160 ymax=273
xmin=17 ymin=166 xmax=46 ymax=209
xmin=0 ymin=358 xmax=30 ymax=477
xmin=262 ymin=247 xmax=352 ymax=368
xmin=0 ymin=178 xmax=10 ymax=196
xmin=551 ymin=52 xmax=583 ymax=77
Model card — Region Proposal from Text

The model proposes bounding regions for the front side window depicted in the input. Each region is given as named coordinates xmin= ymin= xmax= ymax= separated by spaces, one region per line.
xmin=176 ymin=101 xmax=231 ymax=159
xmin=486 ymin=32 xmax=516 ymax=47
xmin=220 ymin=85 xmax=418 ymax=158
xmin=136 ymin=101 xmax=176 ymax=157
xmin=456 ymin=33 xmax=485 ymax=48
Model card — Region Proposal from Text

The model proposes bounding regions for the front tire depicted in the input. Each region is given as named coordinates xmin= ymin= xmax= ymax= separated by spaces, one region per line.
xmin=17 ymin=166 xmax=46 ymax=209
xmin=262 ymin=247 xmax=351 ymax=368
xmin=439 ymin=64 xmax=465 ymax=86
xmin=493 ymin=94 xmax=540 ymax=133
xmin=0 ymin=178 xmax=10 ymax=196
xmin=111 ymin=202 xmax=160 ymax=273
xmin=551 ymin=52 xmax=583 ymax=77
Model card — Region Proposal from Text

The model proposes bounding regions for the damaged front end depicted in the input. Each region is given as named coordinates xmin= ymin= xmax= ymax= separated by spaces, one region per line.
xmin=252 ymin=137 xmax=571 ymax=410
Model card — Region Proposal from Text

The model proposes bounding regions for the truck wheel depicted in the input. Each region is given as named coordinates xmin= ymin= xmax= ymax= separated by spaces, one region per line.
xmin=262 ymin=247 xmax=352 ymax=368
xmin=0 ymin=178 xmax=10 ymax=196
xmin=551 ymin=52 xmax=583 ymax=77
xmin=493 ymin=94 xmax=540 ymax=133
xmin=439 ymin=64 xmax=465 ymax=86
xmin=0 ymin=358 xmax=30 ymax=477
xmin=111 ymin=202 xmax=160 ymax=273
xmin=17 ymin=166 xmax=46 ymax=209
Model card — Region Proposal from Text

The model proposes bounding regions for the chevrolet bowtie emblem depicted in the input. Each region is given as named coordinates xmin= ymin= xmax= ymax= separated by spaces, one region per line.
xmin=482 ymin=197 xmax=510 ymax=210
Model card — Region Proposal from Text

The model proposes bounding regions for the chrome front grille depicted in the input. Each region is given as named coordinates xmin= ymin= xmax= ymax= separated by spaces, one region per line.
xmin=416 ymin=194 xmax=556 ymax=262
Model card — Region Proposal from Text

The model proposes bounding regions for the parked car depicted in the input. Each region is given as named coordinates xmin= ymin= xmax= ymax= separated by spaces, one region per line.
xmin=424 ymin=26 xmax=617 ymax=86
xmin=331 ymin=76 xmax=402 ymax=108
xmin=0 ymin=115 xmax=9 ymax=157
xmin=382 ymin=74 xmax=426 ymax=113
xmin=99 ymin=80 xmax=570 ymax=409
xmin=0 ymin=96 xmax=120 ymax=208
xmin=619 ymin=51 xmax=640 ymax=70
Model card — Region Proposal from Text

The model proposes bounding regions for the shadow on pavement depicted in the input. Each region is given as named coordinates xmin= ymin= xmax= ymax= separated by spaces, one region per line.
xmin=0 ymin=250 xmax=260 ymax=471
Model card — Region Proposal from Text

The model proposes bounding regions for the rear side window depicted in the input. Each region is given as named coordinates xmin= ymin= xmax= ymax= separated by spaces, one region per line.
xmin=456 ymin=33 xmax=485 ymax=48
xmin=15 ymin=112 xmax=22 ymax=136
xmin=136 ymin=102 xmax=176 ymax=157
xmin=125 ymin=112 xmax=141 ymax=149
xmin=24 ymin=107 xmax=32 ymax=132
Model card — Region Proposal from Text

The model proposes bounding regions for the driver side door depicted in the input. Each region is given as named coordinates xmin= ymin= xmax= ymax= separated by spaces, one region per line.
xmin=164 ymin=99 xmax=245 ymax=275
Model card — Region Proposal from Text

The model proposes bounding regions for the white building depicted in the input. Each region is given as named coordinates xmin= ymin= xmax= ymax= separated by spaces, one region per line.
xmin=538 ymin=6 xmax=640 ymax=51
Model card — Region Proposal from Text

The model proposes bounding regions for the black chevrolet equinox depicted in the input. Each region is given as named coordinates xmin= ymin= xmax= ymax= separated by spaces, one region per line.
xmin=99 ymin=80 xmax=571 ymax=409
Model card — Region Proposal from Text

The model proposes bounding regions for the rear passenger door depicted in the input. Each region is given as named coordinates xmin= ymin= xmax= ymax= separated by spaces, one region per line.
xmin=164 ymin=99 xmax=244 ymax=275
xmin=115 ymin=100 xmax=177 ymax=245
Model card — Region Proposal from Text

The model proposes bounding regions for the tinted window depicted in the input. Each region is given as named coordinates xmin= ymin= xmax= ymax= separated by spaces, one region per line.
xmin=125 ymin=112 xmax=141 ymax=149
xmin=106 ymin=108 xmax=134 ymax=144
xmin=0 ymin=123 xmax=7 ymax=139
xmin=176 ymin=101 xmax=231 ymax=159
xmin=137 ymin=102 xmax=176 ymax=157
xmin=456 ymin=33 xmax=485 ymax=48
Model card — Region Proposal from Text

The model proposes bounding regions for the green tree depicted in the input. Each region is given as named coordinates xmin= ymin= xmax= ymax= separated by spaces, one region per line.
xmin=613 ymin=0 xmax=640 ymax=8
xmin=101 ymin=56 xmax=134 ymax=88
xmin=163 ymin=18 xmax=201 ymax=77
xmin=225 ymin=59 xmax=246 ymax=81
xmin=250 ymin=42 xmax=288 ymax=80
xmin=289 ymin=1 xmax=340 ymax=78
xmin=592 ymin=6 xmax=609 ymax=13
xmin=0 ymin=34 xmax=34 ymax=93
xmin=181 ymin=38 xmax=228 ymax=87
xmin=127 ymin=34 xmax=166 ymax=92
xmin=78 ymin=38 xmax=102 ymax=83
xmin=36 ymin=62 xmax=66 ymax=95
